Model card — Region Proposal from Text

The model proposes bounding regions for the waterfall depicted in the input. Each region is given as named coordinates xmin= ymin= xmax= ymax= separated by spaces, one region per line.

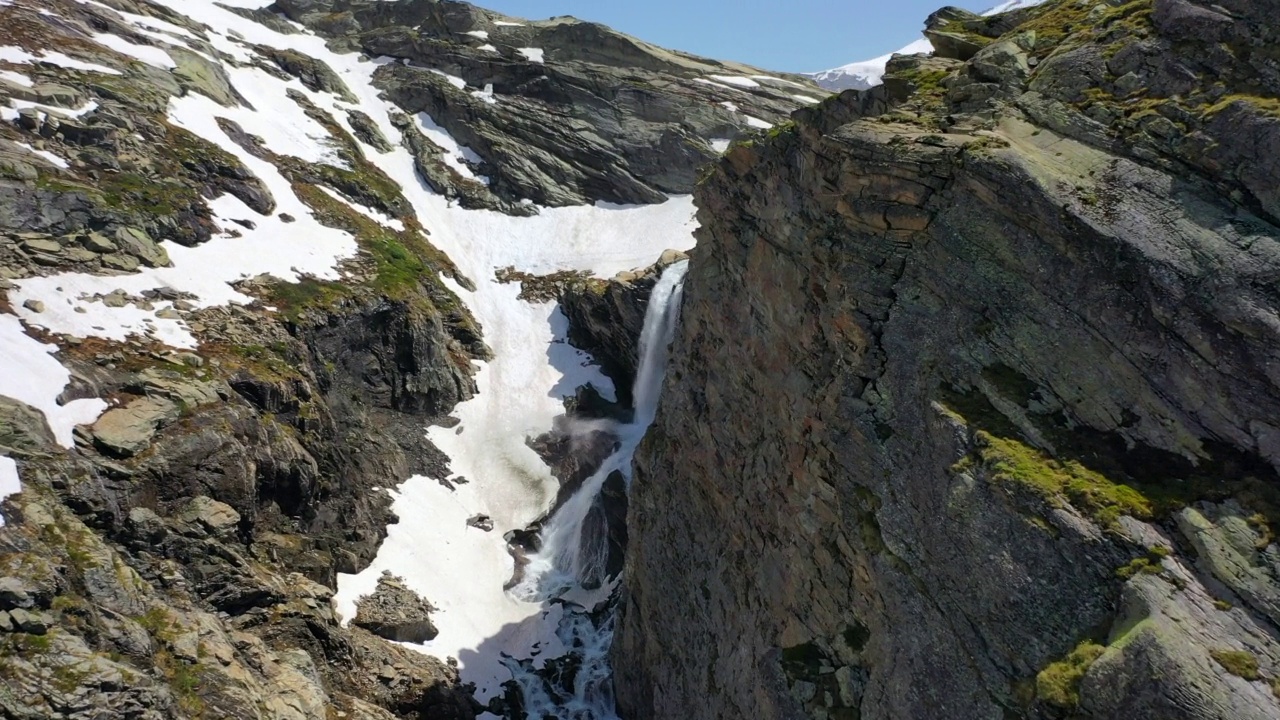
xmin=504 ymin=260 xmax=689 ymax=719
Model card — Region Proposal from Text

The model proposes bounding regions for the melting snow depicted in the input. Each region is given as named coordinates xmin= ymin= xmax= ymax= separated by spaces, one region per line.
xmin=465 ymin=30 xmax=490 ymax=40
xmin=4 ymin=0 xmax=698 ymax=704
xmin=517 ymin=47 xmax=545 ymax=63
xmin=414 ymin=112 xmax=488 ymax=184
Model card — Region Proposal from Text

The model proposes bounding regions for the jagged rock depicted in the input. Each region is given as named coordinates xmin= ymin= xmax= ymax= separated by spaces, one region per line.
xmin=254 ymin=44 xmax=358 ymax=102
xmin=0 ymin=577 xmax=35 ymax=610
xmin=90 ymin=396 xmax=180 ymax=457
xmin=347 ymin=109 xmax=393 ymax=152
xmin=353 ymin=571 xmax=439 ymax=643
xmin=0 ymin=397 xmax=56 ymax=456
xmin=177 ymin=496 xmax=242 ymax=539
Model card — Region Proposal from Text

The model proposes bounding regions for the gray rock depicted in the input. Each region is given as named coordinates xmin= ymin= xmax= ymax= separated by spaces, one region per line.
xmin=21 ymin=298 xmax=45 ymax=313
xmin=353 ymin=571 xmax=438 ymax=643
xmin=112 ymin=227 xmax=170 ymax=268
xmin=90 ymin=396 xmax=180 ymax=457
xmin=8 ymin=608 xmax=50 ymax=635
xmin=0 ymin=577 xmax=35 ymax=611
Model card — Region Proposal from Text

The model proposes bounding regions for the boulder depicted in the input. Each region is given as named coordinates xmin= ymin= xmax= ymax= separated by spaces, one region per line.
xmin=90 ymin=396 xmax=180 ymax=457
xmin=352 ymin=571 xmax=438 ymax=643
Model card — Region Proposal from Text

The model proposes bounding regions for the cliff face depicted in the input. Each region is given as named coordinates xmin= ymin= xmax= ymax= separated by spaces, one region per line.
xmin=615 ymin=1 xmax=1280 ymax=718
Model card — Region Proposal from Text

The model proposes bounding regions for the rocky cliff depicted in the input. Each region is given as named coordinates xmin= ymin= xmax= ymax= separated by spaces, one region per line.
xmin=615 ymin=1 xmax=1280 ymax=719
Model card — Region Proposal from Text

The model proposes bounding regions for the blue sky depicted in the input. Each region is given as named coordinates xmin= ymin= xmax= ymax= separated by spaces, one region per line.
xmin=477 ymin=0 xmax=1000 ymax=73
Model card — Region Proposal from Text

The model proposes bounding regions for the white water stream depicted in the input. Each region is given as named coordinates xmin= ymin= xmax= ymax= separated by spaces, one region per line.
xmin=504 ymin=261 xmax=690 ymax=718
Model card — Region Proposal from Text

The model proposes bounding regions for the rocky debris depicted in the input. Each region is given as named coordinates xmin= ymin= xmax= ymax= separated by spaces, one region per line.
xmin=88 ymin=396 xmax=180 ymax=458
xmin=613 ymin=1 xmax=1280 ymax=718
xmin=353 ymin=572 xmax=440 ymax=644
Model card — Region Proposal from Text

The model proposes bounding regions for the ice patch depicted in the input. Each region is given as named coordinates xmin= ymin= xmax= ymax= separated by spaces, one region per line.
xmin=0 ymin=456 xmax=18 ymax=528
xmin=517 ymin=47 xmax=545 ymax=63
xmin=0 ymin=314 xmax=109 ymax=447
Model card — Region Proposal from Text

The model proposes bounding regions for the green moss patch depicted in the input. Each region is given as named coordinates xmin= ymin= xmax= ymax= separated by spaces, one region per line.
xmin=975 ymin=431 xmax=1152 ymax=528
xmin=1035 ymin=640 xmax=1105 ymax=709
xmin=1210 ymin=649 xmax=1261 ymax=680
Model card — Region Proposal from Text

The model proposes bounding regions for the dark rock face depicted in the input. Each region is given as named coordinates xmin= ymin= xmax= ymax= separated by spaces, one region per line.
xmin=272 ymin=0 xmax=820 ymax=209
xmin=615 ymin=1 xmax=1280 ymax=719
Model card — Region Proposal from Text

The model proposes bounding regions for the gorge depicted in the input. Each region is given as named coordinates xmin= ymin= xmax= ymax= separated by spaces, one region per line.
xmin=1 ymin=0 xmax=1280 ymax=719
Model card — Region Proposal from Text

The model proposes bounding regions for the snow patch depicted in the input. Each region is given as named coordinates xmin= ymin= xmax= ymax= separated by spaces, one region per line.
xmin=744 ymin=115 xmax=772 ymax=129
xmin=90 ymin=33 xmax=176 ymax=69
xmin=493 ymin=20 xmax=525 ymax=27
xmin=0 ymin=45 xmax=122 ymax=75
xmin=517 ymin=47 xmax=545 ymax=63
xmin=0 ymin=69 xmax=33 ymax=87
xmin=707 ymin=74 xmax=760 ymax=88
xmin=465 ymin=30 xmax=490 ymax=40
xmin=804 ymin=37 xmax=934 ymax=92
xmin=15 ymin=142 xmax=69 ymax=169
xmin=478 ymin=44 xmax=498 ymax=53
xmin=429 ymin=68 xmax=468 ymax=90
xmin=0 ymin=456 xmax=18 ymax=528
xmin=709 ymin=138 xmax=731 ymax=153
xmin=791 ymin=93 xmax=820 ymax=104
xmin=0 ymin=314 xmax=109 ymax=447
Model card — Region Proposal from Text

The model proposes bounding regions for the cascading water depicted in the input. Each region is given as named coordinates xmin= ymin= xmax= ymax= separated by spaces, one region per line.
xmin=504 ymin=260 xmax=690 ymax=719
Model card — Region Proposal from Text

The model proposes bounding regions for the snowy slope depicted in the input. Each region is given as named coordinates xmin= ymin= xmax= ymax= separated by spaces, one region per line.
xmin=804 ymin=0 xmax=1047 ymax=92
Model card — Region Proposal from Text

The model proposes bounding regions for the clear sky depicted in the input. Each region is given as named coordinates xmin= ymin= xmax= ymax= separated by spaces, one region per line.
xmin=475 ymin=0 xmax=1000 ymax=73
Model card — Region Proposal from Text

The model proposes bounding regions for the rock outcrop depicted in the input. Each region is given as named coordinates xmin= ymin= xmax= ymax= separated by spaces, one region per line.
xmin=615 ymin=1 xmax=1280 ymax=719
xmin=354 ymin=572 xmax=439 ymax=644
